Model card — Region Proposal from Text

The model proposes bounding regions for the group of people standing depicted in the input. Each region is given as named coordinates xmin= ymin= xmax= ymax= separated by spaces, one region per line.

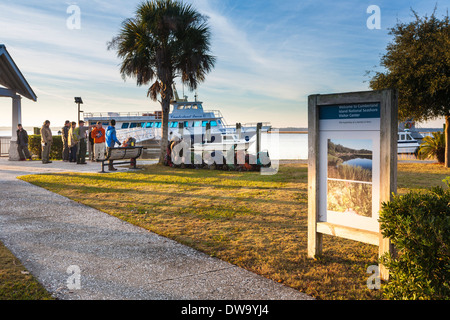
xmin=15 ymin=120 xmax=53 ymax=163
xmin=60 ymin=119 xmax=122 ymax=171
xmin=61 ymin=120 xmax=90 ymax=164
xmin=15 ymin=119 xmax=123 ymax=171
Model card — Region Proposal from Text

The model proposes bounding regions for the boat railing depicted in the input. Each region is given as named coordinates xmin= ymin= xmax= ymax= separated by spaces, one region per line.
xmin=116 ymin=127 xmax=156 ymax=143
xmin=85 ymin=109 xmax=224 ymax=121
xmin=222 ymin=122 xmax=271 ymax=129
xmin=202 ymin=109 xmax=226 ymax=121
xmin=83 ymin=111 xmax=160 ymax=119
xmin=83 ymin=110 xmax=270 ymax=131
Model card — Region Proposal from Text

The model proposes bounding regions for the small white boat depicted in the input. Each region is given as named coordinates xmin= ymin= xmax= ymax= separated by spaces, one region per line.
xmin=398 ymin=129 xmax=420 ymax=154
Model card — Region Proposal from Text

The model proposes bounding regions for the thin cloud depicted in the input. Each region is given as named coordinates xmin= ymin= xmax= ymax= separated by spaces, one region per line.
xmin=1 ymin=0 xmax=447 ymax=128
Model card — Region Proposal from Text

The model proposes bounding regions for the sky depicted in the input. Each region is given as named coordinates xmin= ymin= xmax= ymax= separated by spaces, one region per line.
xmin=0 ymin=0 xmax=448 ymax=129
xmin=330 ymin=139 xmax=373 ymax=152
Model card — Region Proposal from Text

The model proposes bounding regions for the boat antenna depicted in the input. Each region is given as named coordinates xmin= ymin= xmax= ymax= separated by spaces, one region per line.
xmin=179 ymin=83 xmax=188 ymax=101
xmin=172 ymin=84 xmax=180 ymax=101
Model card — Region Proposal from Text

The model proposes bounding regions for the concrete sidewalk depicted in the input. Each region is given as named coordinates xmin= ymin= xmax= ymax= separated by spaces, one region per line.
xmin=0 ymin=158 xmax=312 ymax=300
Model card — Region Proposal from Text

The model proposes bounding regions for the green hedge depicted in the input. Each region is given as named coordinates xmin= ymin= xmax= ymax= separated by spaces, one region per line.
xmin=379 ymin=179 xmax=450 ymax=300
xmin=28 ymin=135 xmax=63 ymax=160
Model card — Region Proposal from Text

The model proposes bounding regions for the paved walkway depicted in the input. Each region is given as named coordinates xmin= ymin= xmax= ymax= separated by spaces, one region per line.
xmin=0 ymin=158 xmax=312 ymax=300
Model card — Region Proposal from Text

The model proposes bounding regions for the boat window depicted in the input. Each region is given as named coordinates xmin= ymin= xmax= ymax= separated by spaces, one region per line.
xmin=156 ymin=122 xmax=162 ymax=128
xmin=102 ymin=122 xmax=109 ymax=126
xmin=192 ymin=104 xmax=198 ymax=110
xmin=177 ymin=105 xmax=184 ymax=110
xmin=169 ymin=122 xmax=173 ymax=128
xmin=121 ymin=123 xmax=130 ymax=129
xmin=202 ymin=121 xmax=208 ymax=127
xmin=399 ymin=134 xmax=405 ymax=140
xmin=130 ymin=123 xmax=137 ymax=128
xmin=193 ymin=121 xmax=200 ymax=127
xmin=218 ymin=120 xmax=222 ymax=124
xmin=210 ymin=120 xmax=217 ymax=127
xmin=406 ymin=134 xmax=413 ymax=141
xmin=184 ymin=121 xmax=189 ymax=128
xmin=146 ymin=122 xmax=153 ymax=128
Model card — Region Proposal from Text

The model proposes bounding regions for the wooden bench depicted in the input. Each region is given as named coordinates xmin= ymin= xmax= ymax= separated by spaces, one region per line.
xmin=100 ymin=146 xmax=144 ymax=173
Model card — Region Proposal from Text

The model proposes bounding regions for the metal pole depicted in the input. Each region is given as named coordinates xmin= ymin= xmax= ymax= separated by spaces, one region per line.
xmin=256 ymin=122 xmax=262 ymax=154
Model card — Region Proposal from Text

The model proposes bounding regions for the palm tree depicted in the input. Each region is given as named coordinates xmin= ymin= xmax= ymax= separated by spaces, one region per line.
xmin=108 ymin=0 xmax=215 ymax=163
xmin=417 ymin=131 xmax=446 ymax=164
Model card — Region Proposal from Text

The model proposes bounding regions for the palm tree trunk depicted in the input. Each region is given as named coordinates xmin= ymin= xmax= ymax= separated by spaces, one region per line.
xmin=159 ymin=100 xmax=170 ymax=164
xmin=158 ymin=81 xmax=173 ymax=165
xmin=445 ymin=114 xmax=450 ymax=168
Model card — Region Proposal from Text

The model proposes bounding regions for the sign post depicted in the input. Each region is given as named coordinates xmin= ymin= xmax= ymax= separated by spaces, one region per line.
xmin=308 ymin=89 xmax=397 ymax=281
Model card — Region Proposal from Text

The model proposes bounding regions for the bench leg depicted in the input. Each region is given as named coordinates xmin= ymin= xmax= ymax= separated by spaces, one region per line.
xmin=100 ymin=160 xmax=106 ymax=173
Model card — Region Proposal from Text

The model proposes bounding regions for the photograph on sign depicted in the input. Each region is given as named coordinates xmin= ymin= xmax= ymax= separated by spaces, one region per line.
xmin=319 ymin=130 xmax=380 ymax=233
xmin=327 ymin=138 xmax=373 ymax=218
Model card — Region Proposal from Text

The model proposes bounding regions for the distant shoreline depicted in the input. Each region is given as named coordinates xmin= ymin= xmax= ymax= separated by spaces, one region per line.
xmin=0 ymin=127 xmax=62 ymax=137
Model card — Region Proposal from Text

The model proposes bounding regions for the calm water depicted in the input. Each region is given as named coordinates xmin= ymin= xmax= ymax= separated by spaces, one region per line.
xmin=260 ymin=133 xmax=308 ymax=160
xmin=343 ymin=158 xmax=372 ymax=170
xmin=0 ymin=128 xmax=60 ymax=136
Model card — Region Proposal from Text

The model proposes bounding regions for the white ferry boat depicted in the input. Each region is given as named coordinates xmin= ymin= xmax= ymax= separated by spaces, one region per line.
xmin=83 ymin=88 xmax=271 ymax=144
xmin=398 ymin=129 xmax=421 ymax=154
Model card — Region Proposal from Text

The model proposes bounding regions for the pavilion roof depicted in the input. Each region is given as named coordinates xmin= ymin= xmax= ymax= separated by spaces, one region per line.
xmin=0 ymin=44 xmax=37 ymax=101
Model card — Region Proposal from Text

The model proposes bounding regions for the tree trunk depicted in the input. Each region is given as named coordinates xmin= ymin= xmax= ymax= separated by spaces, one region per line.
xmin=159 ymin=99 xmax=171 ymax=164
xmin=445 ymin=115 xmax=450 ymax=168
xmin=158 ymin=83 xmax=173 ymax=165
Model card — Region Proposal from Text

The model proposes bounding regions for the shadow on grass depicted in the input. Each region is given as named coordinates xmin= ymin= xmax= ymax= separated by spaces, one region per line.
xmin=23 ymin=172 xmax=308 ymax=207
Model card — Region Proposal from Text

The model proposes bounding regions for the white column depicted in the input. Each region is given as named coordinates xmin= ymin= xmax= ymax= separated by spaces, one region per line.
xmin=11 ymin=95 xmax=22 ymax=139
xmin=9 ymin=95 xmax=22 ymax=160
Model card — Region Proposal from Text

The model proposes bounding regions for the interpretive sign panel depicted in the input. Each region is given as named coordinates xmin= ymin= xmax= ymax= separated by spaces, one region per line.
xmin=307 ymin=90 xmax=397 ymax=280
xmin=319 ymin=103 xmax=381 ymax=233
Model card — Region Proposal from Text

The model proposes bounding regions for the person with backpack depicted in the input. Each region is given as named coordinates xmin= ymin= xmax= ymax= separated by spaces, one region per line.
xmin=68 ymin=121 xmax=78 ymax=163
xmin=105 ymin=119 xmax=121 ymax=171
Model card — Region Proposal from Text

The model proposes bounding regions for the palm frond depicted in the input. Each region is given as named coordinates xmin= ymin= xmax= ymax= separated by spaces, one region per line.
xmin=417 ymin=131 xmax=446 ymax=163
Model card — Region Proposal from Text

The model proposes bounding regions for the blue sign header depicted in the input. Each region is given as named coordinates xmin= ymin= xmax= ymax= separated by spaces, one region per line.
xmin=319 ymin=103 xmax=380 ymax=120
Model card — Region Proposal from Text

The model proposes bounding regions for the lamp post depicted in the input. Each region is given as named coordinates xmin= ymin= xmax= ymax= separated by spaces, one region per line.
xmin=74 ymin=97 xmax=83 ymax=123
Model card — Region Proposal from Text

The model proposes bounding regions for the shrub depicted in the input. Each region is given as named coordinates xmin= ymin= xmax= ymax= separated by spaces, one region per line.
xmin=379 ymin=179 xmax=450 ymax=300
xmin=28 ymin=135 xmax=63 ymax=160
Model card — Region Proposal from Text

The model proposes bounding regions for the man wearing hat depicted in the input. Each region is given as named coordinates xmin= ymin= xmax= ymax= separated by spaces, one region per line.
xmin=40 ymin=120 xmax=53 ymax=164
xmin=75 ymin=120 xmax=90 ymax=164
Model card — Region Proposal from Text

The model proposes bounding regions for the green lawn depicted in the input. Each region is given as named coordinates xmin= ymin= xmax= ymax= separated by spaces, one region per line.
xmin=0 ymin=242 xmax=54 ymax=300
xmin=6 ymin=162 xmax=449 ymax=300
